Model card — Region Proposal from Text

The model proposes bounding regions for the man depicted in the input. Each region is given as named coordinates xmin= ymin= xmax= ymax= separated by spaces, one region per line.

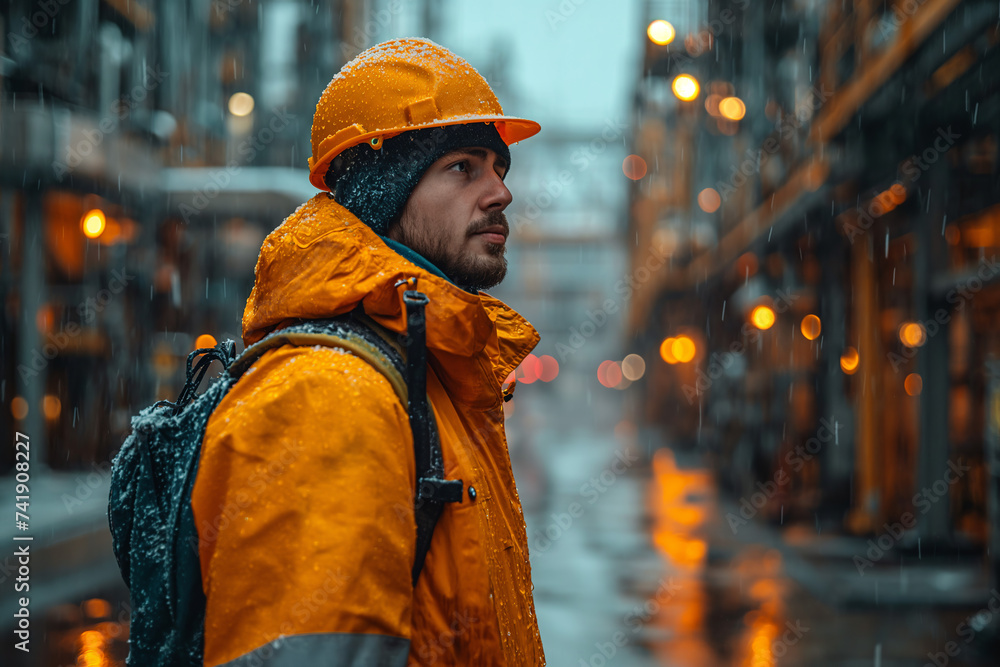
xmin=191 ymin=38 xmax=546 ymax=666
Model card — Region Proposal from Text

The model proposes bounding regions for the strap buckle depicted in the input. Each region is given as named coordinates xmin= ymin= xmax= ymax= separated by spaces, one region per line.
xmin=417 ymin=477 xmax=465 ymax=503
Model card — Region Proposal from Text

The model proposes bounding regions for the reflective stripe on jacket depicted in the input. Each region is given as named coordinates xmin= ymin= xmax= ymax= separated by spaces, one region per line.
xmin=192 ymin=193 xmax=546 ymax=666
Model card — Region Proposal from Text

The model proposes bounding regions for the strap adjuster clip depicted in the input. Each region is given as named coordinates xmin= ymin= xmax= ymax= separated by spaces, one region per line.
xmin=417 ymin=477 xmax=464 ymax=503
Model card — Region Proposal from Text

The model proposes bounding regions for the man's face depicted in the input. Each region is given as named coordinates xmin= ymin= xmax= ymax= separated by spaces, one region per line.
xmin=387 ymin=146 xmax=512 ymax=291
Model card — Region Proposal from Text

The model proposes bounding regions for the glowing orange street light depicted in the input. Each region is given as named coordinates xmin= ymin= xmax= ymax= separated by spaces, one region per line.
xmin=81 ymin=209 xmax=106 ymax=238
xmin=899 ymin=322 xmax=927 ymax=347
xmin=672 ymin=74 xmax=700 ymax=101
xmin=11 ymin=396 xmax=28 ymax=420
xmin=841 ymin=347 xmax=859 ymax=374
xmin=647 ymin=20 xmax=676 ymax=45
xmin=800 ymin=314 xmax=821 ymax=340
xmin=671 ymin=335 xmax=696 ymax=363
xmin=43 ymin=395 xmax=61 ymax=420
xmin=750 ymin=305 xmax=775 ymax=330
xmin=195 ymin=334 xmax=218 ymax=350
xmin=718 ymin=96 xmax=746 ymax=121
xmin=659 ymin=337 xmax=678 ymax=364
xmin=905 ymin=373 xmax=923 ymax=396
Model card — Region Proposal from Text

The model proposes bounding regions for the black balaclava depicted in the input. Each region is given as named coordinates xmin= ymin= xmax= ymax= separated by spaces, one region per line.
xmin=326 ymin=123 xmax=511 ymax=236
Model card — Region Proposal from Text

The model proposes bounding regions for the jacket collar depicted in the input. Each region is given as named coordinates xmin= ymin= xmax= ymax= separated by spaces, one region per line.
xmin=242 ymin=193 xmax=539 ymax=399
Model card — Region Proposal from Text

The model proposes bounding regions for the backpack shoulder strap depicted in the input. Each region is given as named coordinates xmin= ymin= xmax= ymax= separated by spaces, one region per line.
xmin=228 ymin=314 xmax=408 ymax=406
xmin=399 ymin=289 xmax=464 ymax=585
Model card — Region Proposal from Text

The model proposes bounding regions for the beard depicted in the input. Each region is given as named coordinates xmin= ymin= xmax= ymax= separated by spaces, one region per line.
xmin=390 ymin=209 xmax=509 ymax=292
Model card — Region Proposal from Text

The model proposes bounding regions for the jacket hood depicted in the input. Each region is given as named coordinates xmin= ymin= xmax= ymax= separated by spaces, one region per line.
xmin=242 ymin=193 xmax=539 ymax=400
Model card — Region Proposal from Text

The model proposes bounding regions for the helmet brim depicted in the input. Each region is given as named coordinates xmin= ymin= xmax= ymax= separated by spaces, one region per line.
xmin=308 ymin=116 xmax=541 ymax=191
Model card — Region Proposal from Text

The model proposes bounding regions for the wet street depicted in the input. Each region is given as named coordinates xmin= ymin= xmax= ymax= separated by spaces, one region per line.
xmin=2 ymin=380 xmax=997 ymax=667
xmin=511 ymin=386 xmax=1000 ymax=667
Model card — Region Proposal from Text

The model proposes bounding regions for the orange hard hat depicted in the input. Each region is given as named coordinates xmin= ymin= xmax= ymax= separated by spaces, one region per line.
xmin=308 ymin=37 xmax=541 ymax=191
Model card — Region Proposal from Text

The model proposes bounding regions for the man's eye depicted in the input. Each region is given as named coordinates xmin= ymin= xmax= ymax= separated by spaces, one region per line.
xmin=448 ymin=161 xmax=468 ymax=172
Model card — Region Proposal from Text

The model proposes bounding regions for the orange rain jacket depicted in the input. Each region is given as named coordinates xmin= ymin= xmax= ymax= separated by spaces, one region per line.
xmin=191 ymin=193 xmax=546 ymax=666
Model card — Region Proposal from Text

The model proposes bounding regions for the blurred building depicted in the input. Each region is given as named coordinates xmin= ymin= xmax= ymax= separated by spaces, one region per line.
xmin=630 ymin=0 xmax=1000 ymax=595
xmin=0 ymin=1 xmax=378 ymax=663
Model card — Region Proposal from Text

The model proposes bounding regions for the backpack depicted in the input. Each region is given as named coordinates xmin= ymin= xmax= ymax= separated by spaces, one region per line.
xmin=108 ymin=289 xmax=464 ymax=667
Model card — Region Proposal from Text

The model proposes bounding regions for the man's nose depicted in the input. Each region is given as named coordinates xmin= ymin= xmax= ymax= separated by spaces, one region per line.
xmin=481 ymin=172 xmax=513 ymax=211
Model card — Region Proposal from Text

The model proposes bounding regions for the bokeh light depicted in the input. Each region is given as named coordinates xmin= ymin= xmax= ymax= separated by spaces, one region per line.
xmin=621 ymin=353 xmax=646 ymax=380
xmin=539 ymin=354 xmax=560 ymax=382
xmin=841 ymin=347 xmax=860 ymax=374
xmin=597 ymin=360 xmax=623 ymax=388
xmin=195 ymin=334 xmax=217 ymax=350
xmin=11 ymin=396 xmax=28 ymax=420
xmin=905 ymin=373 xmax=923 ymax=396
xmin=518 ymin=353 xmax=542 ymax=384
xmin=671 ymin=335 xmax=696 ymax=363
xmin=228 ymin=92 xmax=255 ymax=116
xmin=660 ymin=337 xmax=678 ymax=364
xmin=647 ymin=20 xmax=676 ymax=45
xmin=900 ymin=322 xmax=927 ymax=347
xmin=800 ymin=314 xmax=821 ymax=340
xmin=81 ymin=209 xmax=106 ymax=238
xmin=697 ymin=187 xmax=721 ymax=213
xmin=750 ymin=305 xmax=775 ymax=330
xmin=622 ymin=154 xmax=647 ymax=180
xmin=43 ymin=395 xmax=61 ymax=420
xmin=718 ymin=96 xmax=746 ymax=120
xmin=672 ymin=74 xmax=700 ymax=101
